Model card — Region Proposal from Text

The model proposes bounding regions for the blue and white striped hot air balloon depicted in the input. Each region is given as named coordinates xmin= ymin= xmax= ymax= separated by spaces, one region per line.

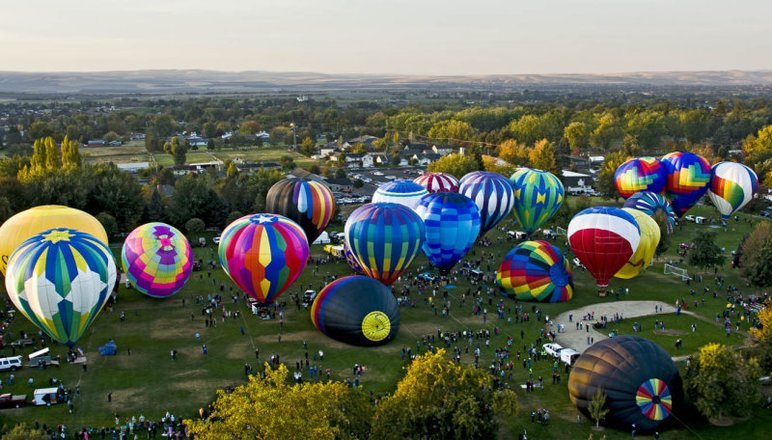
xmin=458 ymin=171 xmax=514 ymax=235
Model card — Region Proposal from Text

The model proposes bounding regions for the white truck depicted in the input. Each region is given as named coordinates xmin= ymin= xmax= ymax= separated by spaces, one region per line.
xmin=560 ymin=348 xmax=580 ymax=366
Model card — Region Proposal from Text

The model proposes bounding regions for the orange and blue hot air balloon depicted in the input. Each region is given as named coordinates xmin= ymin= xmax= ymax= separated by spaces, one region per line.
xmin=661 ymin=151 xmax=711 ymax=217
xmin=623 ymin=191 xmax=676 ymax=234
xmin=344 ymin=203 xmax=425 ymax=286
xmin=496 ymin=240 xmax=573 ymax=302
xmin=265 ymin=177 xmax=336 ymax=244
xmin=415 ymin=193 xmax=481 ymax=273
xmin=218 ymin=214 xmax=309 ymax=303
xmin=413 ymin=172 xmax=459 ymax=193
xmin=121 ymin=223 xmax=193 ymax=299
xmin=510 ymin=168 xmax=564 ymax=235
xmin=708 ymin=162 xmax=758 ymax=219
xmin=459 ymin=171 xmax=514 ymax=235
xmin=614 ymin=157 xmax=667 ymax=199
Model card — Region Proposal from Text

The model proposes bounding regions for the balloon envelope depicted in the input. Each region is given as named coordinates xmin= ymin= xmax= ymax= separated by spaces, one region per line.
xmin=343 ymin=242 xmax=364 ymax=275
xmin=218 ymin=214 xmax=309 ymax=303
xmin=458 ymin=171 xmax=514 ymax=235
xmin=310 ymin=276 xmax=399 ymax=346
xmin=623 ymin=191 xmax=676 ymax=234
xmin=614 ymin=157 xmax=667 ymax=199
xmin=614 ymin=208 xmax=660 ymax=279
xmin=372 ymin=180 xmax=428 ymax=211
xmin=510 ymin=168 xmax=564 ymax=234
xmin=5 ymin=228 xmax=117 ymax=347
xmin=344 ymin=203 xmax=425 ymax=285
xmin=497 ymin=240 xmax=573 ymax=302
xmin=568 ymin=207 xmax=640 ymax=288
xmin=413 ymin=172 xmax=459 ymax=193
xmin=415 ymin=193 xmax=481 ymax=273
xmin=0 ymin=205 xmax=108 ymax=275
xmin=121 ymin=222 xmax=193 ymax=298
xmin=568 ymin=336 xmax=682 ymax=433
xmin=661 ymin=151 xmax=711 ymax=217
xmin=708 ymin=161 xmax=758 ymax=219
xmin=265 ymin=177 xmax=336 ymax=243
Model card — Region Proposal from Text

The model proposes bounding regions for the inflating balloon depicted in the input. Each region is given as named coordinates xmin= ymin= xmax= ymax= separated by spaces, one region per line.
xmin=0 ymin=205 xmax=108 ymax=275
xmin=413 ymin=172 xmax=459 ymax=193
xmin=121 ymin=223 xmax=193 ymax=298
xmin=614 ymin=157 xmax=667 ymax=199
xmin=708 ymin=161 xmax=758 ymax=219
xmin=218 ymin=214 xmax=309 ymax=303
xmin=623 ymin=191 xmax=676 ymax=234
xmin=661 ymin=151 xmax=711 ymax=217
xmin=568 ymin=336 xmax=682 ymax=433
xmin=510 ymin=168 xmax=564 ymax=235
xmin=343 ymin=242 xmax=364 ymax=275
xmin=5 ymin=228 xmax=117 ymax=347
xmin=265 ymin=177 xmax=336 ymax=243
xmin=496 ymin=240 xmax=573 ymax=302
xmin=458 ymin=171 xmax=514 ymax=235
xmin=344 ymin=203 xmax=425 ymax=285
xmin=614 ymin=209 xmax=660 ymax=279
xmin=311 ymin=276 xmax=399 ymax=346
xmin=415 ymin=193 xmax=481 ymax=273
xmin=568 ymin=207 xmax=640 ymax=293
xmin=372 ymin=180 xmax=428 ymax=211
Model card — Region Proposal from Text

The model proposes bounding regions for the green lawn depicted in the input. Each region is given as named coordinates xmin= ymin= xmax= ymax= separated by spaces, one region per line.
xmin=0 ymin=202 xmax=768 ymax=439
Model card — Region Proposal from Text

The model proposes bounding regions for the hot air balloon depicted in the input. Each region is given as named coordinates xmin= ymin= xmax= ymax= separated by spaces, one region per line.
xmin=343 ymin=242 xmax=364 ymax=275
xmin=510 ymin=168 xmax=564 ymax=235
xmin=623 ymin=191 xmax=676 ymax=234
xmin=413 ymin=172 xmax=459 ymax=193
xmin=415 ymin=193 xmax=481 ymax=273
xmin=496 ymin=240 xmax=573 ymax=302
xmin=568 ymin=336 xmax=682 ymax=433
xmin=121 ymin=223 xmax=193 ymax=298
xmin=5 ymin=228 xmax=117 ymax=347
xmin=661 ymin=151 xmax=711 ymax=217
xmin=218 ymin=214 xmax=309 ymax=303
xmin=371 ymin=180 xmax=428 ymax=211
xmin=568 ymin=207 xmax=640 ymax=294
xmin=310 ymin=276 xmax=399 ymax=346
xmin=458 ymin=171 xmax=514 ymax=235
xmin=614 ymin=209 xmax=660 ymax=280
xmin=344 ymin=203 xmax=424 ymax=285
xmin=265 ymin=177 xmax=336 ymax=243
xmin=0 ymin=205 xmax=108 ymax=275
xmin=614 ymin=157 xmax=667 ymax=199
xmin=708 ymin=161 xmax=759 ymax=219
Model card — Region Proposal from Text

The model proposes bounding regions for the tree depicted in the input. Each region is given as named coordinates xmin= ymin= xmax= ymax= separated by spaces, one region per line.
xmin=688 ymin=231 xmax=726 ymax=269
xmin=684 ymin=343 xmax=762 ymax=421
xmin=590 ymin=112 xmax=623 ymax=151
xmin=588 ymin=388 xmax=609 ymax=429
xmin=482 ymin=155 xmax=516 ymax=176
xmin=185 ymin=364 xmax=373 ymax=440
xmin=743 ymin=125 xmax=772 ymax=187
xmin=280 ymin=155 xmax=296 ymax=170
xmin=371 ymin=350 xmax=518 ymax=440
xmin=185 ymin=217 xmax=206 ymax=235
xmin=564 ymin=121 xmax=590 ymax=154
xmin=750 ymin=306 xmax=772 ymax=369
xmin=427 ymin=120 xmax=477 ymax=145
xmin=1 ymin=424 xmax=48 ymax=440
xmin=207 ymin=138 xmax=216 ymax=150
xmin=595 ymin=150 xmax=629 ymax=199
xmin=529 ymin=139 xmax=559 ymax=175
xmin=427 ymin=153 xmax=481 ymax=179
xmin=299 ymin=137 xmax=316 ymax=157
xmin=96 ymin=212 xmax=118 ymax=240
xmin=740 ymin=221 xmax=772 ymax=287
xmin=226 ymin=162 xmax=239 ymax=178
xmin=497 ymin=139 xmax=530 ymax=167
xmin=164 ymin=137 xmax=188 ymax=166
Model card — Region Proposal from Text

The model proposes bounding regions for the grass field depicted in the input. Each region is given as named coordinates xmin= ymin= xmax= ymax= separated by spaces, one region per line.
xmin=0 ymin=201 xmax=769 ymax=439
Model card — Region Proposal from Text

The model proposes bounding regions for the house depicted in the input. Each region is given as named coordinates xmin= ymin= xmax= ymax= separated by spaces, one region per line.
xmin=324 ymin=177 xmax=354 ymax=192
xmin=347 ymin=135 xmax=378 ymax=148
xmin=187 ymin=134 xmax=209 ymax=147
xmin=368 ymin=153 xmax=390 ymax=166
xmin=432 ymin=145 xmax=454 ymax=156
xmin=256 ymin=131 xmax=270 ymax=141
xmin=562 ymin=170 xmax=595 ymax=192
xmin=412 ymin=153 xmax=442 ymax=166
xmin=319 ymin=148 xmax=338 ymax=158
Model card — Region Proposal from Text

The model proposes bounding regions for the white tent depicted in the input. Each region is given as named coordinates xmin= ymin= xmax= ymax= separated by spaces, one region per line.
xmin=312 ymin=231 xmax=331 ymax=245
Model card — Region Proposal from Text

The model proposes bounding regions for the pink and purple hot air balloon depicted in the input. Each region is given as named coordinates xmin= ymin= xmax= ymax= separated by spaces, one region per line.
xmin=121 ymin=223 xmax=193 ymax=298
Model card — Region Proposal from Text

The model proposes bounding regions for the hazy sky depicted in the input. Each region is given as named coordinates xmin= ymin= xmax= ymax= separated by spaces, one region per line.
xmin=1 ymin=0 xmax=770 ymax=75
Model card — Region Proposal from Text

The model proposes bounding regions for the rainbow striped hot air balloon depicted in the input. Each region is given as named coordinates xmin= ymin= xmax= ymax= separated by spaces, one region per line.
xmin=413 ymin=172 xmax=459 ymax=193
xmin=623 ymin=191 xmax=676 ymax=234
xmin=708 ymin=161 xmax=758 ymax=219
xmin=265 ymin=177 xmax=336 ymax=244
xmin=218 ymin=214 xmax=309 ymax=303
xmin=121 ymin=223 xmax=193 ymax=298
xmin=459 ymin=171 xmax=514 ymax=235
xmin=372 ymin=179 xmax=428 ymax=211
xmin=415 ymin=193 xmax=481 ymax=273
xmin=510 ymin=168 xmax=564 ymax=235
xmin=344 ymin=203 xmax=425 ymax=285
xmin=614 ymin=157 xmax=667 ymax=199
xmin=496 ymin=240 xmax=573 ymax=302
xmin=5 ymin=228 xmax=117 ymax=347
xmin=661 ymin=151 xmax=712 ymax=217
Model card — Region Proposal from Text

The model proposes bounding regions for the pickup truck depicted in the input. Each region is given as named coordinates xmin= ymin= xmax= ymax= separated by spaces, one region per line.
xmin=0 ymin=393 xmax=27 ymax=409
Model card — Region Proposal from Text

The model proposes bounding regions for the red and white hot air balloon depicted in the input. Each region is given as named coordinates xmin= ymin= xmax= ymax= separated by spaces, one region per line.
xmin=413 ymin=172 xmax=459 ymax=193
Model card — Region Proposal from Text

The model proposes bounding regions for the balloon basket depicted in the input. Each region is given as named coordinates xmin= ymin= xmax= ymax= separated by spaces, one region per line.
xmin=597 ymin=286 xmax=607 ymax=297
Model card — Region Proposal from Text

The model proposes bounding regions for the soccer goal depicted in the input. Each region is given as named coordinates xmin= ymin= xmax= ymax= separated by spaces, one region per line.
xmin=664 ymin=263 xmax=691 ymax=281
xmin=556 ymin=226 xmax=567 ymax=236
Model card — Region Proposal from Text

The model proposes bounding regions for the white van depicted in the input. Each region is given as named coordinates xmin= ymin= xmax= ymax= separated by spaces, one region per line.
xmin=0 ymin=356 xmax=22 ymax=372
xmin=695 ymin=216 xmax=707 ymax=224
xmin=32 ymin=388 xmax=59 ymax=406
xmin=560 ymin=348 xmax=580 ymax=366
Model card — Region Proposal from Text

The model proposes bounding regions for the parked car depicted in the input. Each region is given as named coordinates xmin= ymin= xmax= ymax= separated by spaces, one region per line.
xmin=0 ymin=356 xmax=23 ymax=372
xmin=684 ymin=215 xmax=696 ymax=222
xmin=212 ymin=236 xmax=221 ymax=245
xmin=417 ymin=272 xmax=437 ymax=282
xmin=543 ymin=343 xmax=564 ymax=358
xmin=302 ymin=290 xmax=318 ymax=308
xmin=0 ymin=393 xmax=27 ymax=409
xmin=372 ymin=171 xmax=384 ymax=176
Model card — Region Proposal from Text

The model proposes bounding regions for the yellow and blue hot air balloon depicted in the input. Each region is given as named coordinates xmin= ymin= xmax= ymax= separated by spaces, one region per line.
xmin=265 ymin=177 xmax=336 ymax=244
xmin=614 ymin=157 xmax=667 ymax=199
xmin=615 ymin=208 xmax=661 ymax=279
xmin=661 ymin=152 xmax=711 ymax=217
xmin=5 ymin=228 xmax=117 ymax=348
xmin=415 ymin=193 xmax=481 ymax=273
xmin=121 ymin=223 xmax=193 ymax=298
xmin=496 ymin=240 xmax=573 ymax=302
xmin=708 ymin=162 xmax=759 ymax=219
xmin=458 ymin=171 xmax=514 ymax=235
xmin=510 ymin=168 xmax=564 ymax=235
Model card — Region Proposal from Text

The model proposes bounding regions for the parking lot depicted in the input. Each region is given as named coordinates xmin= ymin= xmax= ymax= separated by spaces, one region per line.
xmin=335 ymin=167 xmax=425 ymax=205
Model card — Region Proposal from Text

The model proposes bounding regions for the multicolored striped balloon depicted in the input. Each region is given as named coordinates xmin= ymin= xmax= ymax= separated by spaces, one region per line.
xmin=636 ymin=378 xmax=674 ymax=422
xmin=311 ymin=276 xmax=399 ymax=346
xmin=265 ymin=178 xmax=336 ymax=243
xmin=121 ymin=223 xmax=193 ymax=298
xmin=614 ymin=209 xmax=660 ymax=280
xmin=496 ymin=240 xmax=573 ymax=302
xmin=372 ymin=179 xmax=428 ymax=211
xmin=344 ymin=203 xmax=425 ymax=285
xmin=708 ymin=161 xmax=758 ymax=219
xmin=343 ymin=242 xmax=364 ymax=275
xmin=510 ymin=168 xmax=564 ymax=235
xmin=415 ymin=193 xmax=481 ymax=273
xmin=413 ymin=172 xmax=460 ymax=193
xmin=623 ymin=191 xmax=676 ymax=234
xmin=459 ymin=171 xmax=514 ymax=235
xmin=218 ymin=214 xmax=309 ymax=303
xmin=614 ymin=157 xmax=667 ymax=199
xmin=661 ymin=151 xmax=711 ymax=217
xmin=5 ymin=228 xmax=117 ymax=347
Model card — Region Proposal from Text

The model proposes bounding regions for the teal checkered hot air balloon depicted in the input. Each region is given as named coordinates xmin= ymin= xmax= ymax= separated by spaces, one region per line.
xmin=5 ymin=228 xmax=117 ymax=348
xmin=510 ymin=168 xmax=565 ymax=235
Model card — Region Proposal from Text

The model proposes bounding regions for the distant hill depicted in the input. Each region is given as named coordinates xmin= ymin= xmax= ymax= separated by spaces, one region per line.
xmin=0 ymin=69 xmax=770 ymax=95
